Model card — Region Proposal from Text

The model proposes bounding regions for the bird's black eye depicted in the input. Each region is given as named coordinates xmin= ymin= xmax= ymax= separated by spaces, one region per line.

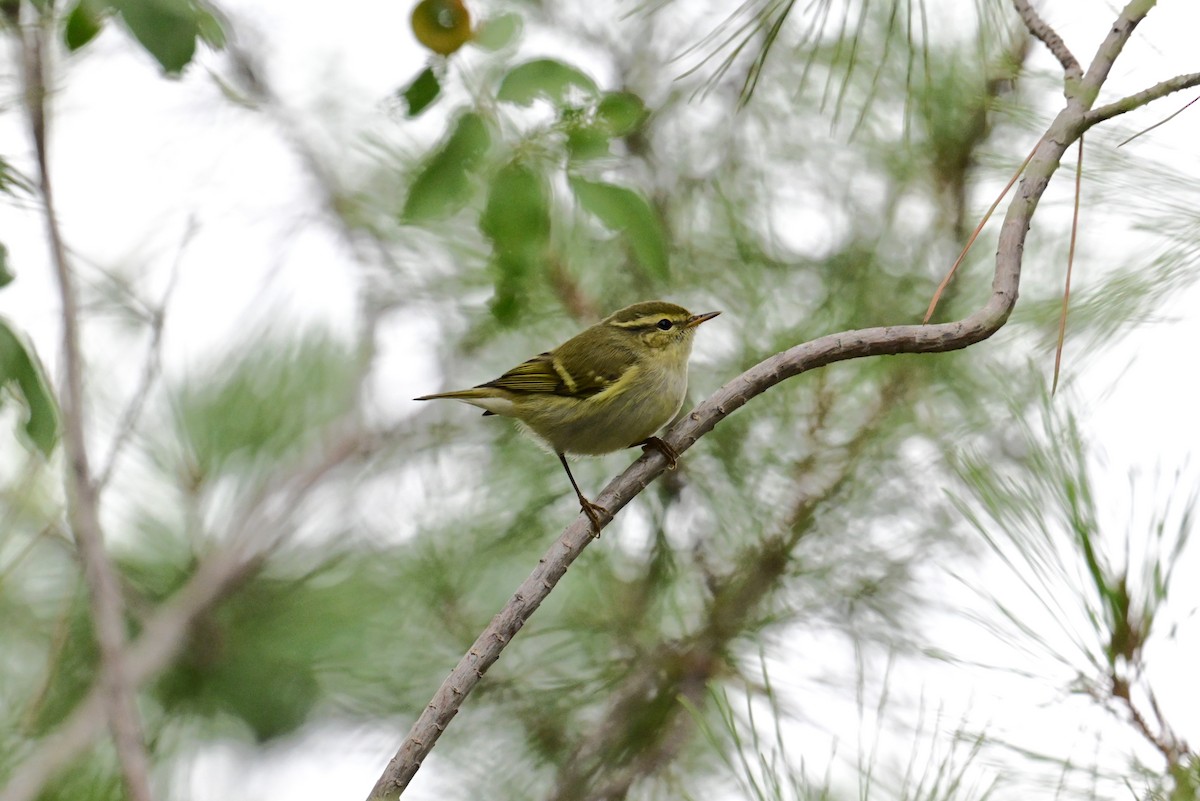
xmin=656 ymin=319 xmax=673 ymax=330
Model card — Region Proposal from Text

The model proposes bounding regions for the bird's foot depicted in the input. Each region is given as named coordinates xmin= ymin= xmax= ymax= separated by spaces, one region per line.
xmin=637 ymin=436 xmax=679 ymax=470
xmin=580 ymin=497 xmax=611 ymax=538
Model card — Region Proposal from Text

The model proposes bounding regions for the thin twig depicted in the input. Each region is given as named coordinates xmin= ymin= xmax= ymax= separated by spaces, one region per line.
xmin=1110 ymin=676 xmax=1183 ymax=768
xmin=1011 ymin=0 xmax=1081 ymax=82
xmin=1086 ymin=74 xmax=1200 ymax=130
xmin=922 ymin=142 xmax=1037 ymax=324
xmin=95 ymin=219 xmax=191 ymax=492
xmin=18 ymin=11 xmax=153 ymax=801
xmin=1051 ymin=133 xmax=1083 ymax=394
xmin=19 ymin=576 xmax=84 ymax=732
xmin=1117 ymin=94 xmax=1200 ymax=148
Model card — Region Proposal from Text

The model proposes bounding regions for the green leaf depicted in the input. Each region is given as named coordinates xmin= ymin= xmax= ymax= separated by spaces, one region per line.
xmin=566 ymin=125 xmax=612 ymax=162
xmin=400 ymin=67 xmax=441 ymax=117
xmin=496 ymin=59 xmax=598 ymax=107
xmin=402 ymin=112 xmax=491 ymax=222
xmin=595 ymin=91 xmax=647 ymax=137
xmin=568 ymin=177 xmax=668 ymax=280
xmin=0 ymin=243 xmax=13 ymax=289
xmin=109 ymin=0 xmax=224 ymax=75
xmin=0 ymin=317 xmax=59 ymax=457
xmin=481 ymin=162 xmax=550 ymax=255
xmin=194 ymin=3 xmax=224 ymax=48
xmin=488 ymin=252 xmax=530 ymax=325
xmin=64 ymin=0 xmax=106 ymax=51
xmin=481 ymin=163 xmax=550 ymax=324
xmin=472 ymin=12 xmax=521 ymax=51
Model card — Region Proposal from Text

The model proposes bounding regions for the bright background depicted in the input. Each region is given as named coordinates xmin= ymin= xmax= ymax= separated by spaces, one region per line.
xmin=1 ymin=1 xmax=1197 ymax=799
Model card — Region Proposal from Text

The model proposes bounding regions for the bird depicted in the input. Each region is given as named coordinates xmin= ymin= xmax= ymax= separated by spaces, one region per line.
xmin=415 ymin=300 xmax=720 ymax=535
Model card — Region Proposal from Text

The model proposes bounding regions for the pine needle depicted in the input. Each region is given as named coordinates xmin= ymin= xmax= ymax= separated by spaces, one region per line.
xmin=922 ymin=141 xmax=1037 ymax=324
xmin=1052 ymin=133 xmax=1084 ymax=394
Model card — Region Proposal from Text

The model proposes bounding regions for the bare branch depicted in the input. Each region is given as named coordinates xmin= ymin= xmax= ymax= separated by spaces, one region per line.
xmin=1078 ymin=0 xmax=1156 ymax=101
xmin=1011 ymin=0 xmax=1081 ymax=82
xmin=547 ymin=383 xmax=897 ymax=801
xmin=1086 ymin=73 xmax=1200 ymax=129
xmin=18 ymin=12 xmax=152 ymax=801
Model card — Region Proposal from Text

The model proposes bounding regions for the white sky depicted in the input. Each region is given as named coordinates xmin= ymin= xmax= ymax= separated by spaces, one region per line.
xmin=1 ymin=1 xmax=1198 ymax=799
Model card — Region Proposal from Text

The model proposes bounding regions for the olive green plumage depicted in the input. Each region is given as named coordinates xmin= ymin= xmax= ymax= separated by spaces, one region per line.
xmin=415 ymin=300 xmax=720 ymax=533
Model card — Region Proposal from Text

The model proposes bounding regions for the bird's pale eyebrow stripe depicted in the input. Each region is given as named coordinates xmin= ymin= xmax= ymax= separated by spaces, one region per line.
xmin=611 ymin=316 xmax=675 ymax=329
xmin=551 ymin=357 xmax=577 ymax=392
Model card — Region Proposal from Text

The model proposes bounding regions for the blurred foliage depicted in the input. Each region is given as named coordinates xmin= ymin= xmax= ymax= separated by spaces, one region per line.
xmin=1 ymin=1 xmax=1198 ymax=800
xmin=0 ymin=155 xmax=33 ymax=197
xmin=951 ymin=399 xmax=1198 ymax=798
xmin=172 ymin=330 xmax=357 ymax=481
xmin=39 ymin=753 xmax=125 ymax=801
xmin=962 ymin=404 xmax=1196 ymax=652
xmin=62 ymin=0 xmax=225 ymax=74
xmin=0 ymin=243 xmax=12 ymax=288
xmin=398 ymin=66 xmax=441 ymax=117
xmin=402 ymin=111 xmax=492 ymax=222
xmin=481 ymin=161 xmax=551 ymax=323
xmin=0 ymin=317 xmax=58 ymax=456
xmin=399 ymin=54 xmax=664 ymax=327
xmin=496 ymin=59 xmax=599 ymax=106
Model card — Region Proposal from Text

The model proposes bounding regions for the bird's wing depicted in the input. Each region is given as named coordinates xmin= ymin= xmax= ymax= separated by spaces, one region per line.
xmin=483 ymin=344 xmax=635 ymax=398
xmin=482 ymin=353 xmax=565 ymax=394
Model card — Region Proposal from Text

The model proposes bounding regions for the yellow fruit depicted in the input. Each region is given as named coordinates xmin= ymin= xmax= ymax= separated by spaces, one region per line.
xmin=411 ymin=0 xmax=472 ymax=56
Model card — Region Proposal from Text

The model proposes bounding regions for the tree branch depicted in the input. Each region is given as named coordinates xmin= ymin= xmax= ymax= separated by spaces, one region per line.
xmin=95 ymin=220 xmax=190 ymax=492
xmin=1078 ymin=0 xmax=1156 ymax=101
xmin=1084 ymin=72 xmax=1200 ymax=129
xmin=1011 ymin=0 xmax=1081 ymax=83
xmin=18 ymin=11 xmax=152 ymax=801
xmin=546 ymin=382 xmax=896 ymax=801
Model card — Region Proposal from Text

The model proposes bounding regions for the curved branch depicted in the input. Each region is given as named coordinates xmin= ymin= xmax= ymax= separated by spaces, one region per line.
xmin=366 ymin=72 xmax=1087 ymax=800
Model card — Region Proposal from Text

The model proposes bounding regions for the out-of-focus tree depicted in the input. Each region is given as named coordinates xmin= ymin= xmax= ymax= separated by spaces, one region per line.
xmin=0 ymin=1 xmax=1197 ymax=801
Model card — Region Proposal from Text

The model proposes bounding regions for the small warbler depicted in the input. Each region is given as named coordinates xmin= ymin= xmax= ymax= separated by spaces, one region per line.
xmin=416 ymin=300 xmax=720 ymax=534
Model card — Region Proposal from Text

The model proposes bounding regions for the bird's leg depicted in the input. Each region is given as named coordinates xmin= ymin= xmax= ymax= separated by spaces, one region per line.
xmin=635 ymin=436 xmax=679 ymax=470
xmin=558 ymin=453 xmax=609 ymax=537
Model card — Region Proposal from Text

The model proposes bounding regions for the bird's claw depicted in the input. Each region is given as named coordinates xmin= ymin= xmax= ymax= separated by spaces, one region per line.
xmin=638 ymin=436 xmax=679 ymax=470
xmin=580 ymin=498 xmax=611 ymax=538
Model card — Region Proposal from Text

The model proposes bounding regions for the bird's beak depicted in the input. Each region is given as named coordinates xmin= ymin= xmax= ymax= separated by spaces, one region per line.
xmin=684 ymin=311 xmax=721 ymax=329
